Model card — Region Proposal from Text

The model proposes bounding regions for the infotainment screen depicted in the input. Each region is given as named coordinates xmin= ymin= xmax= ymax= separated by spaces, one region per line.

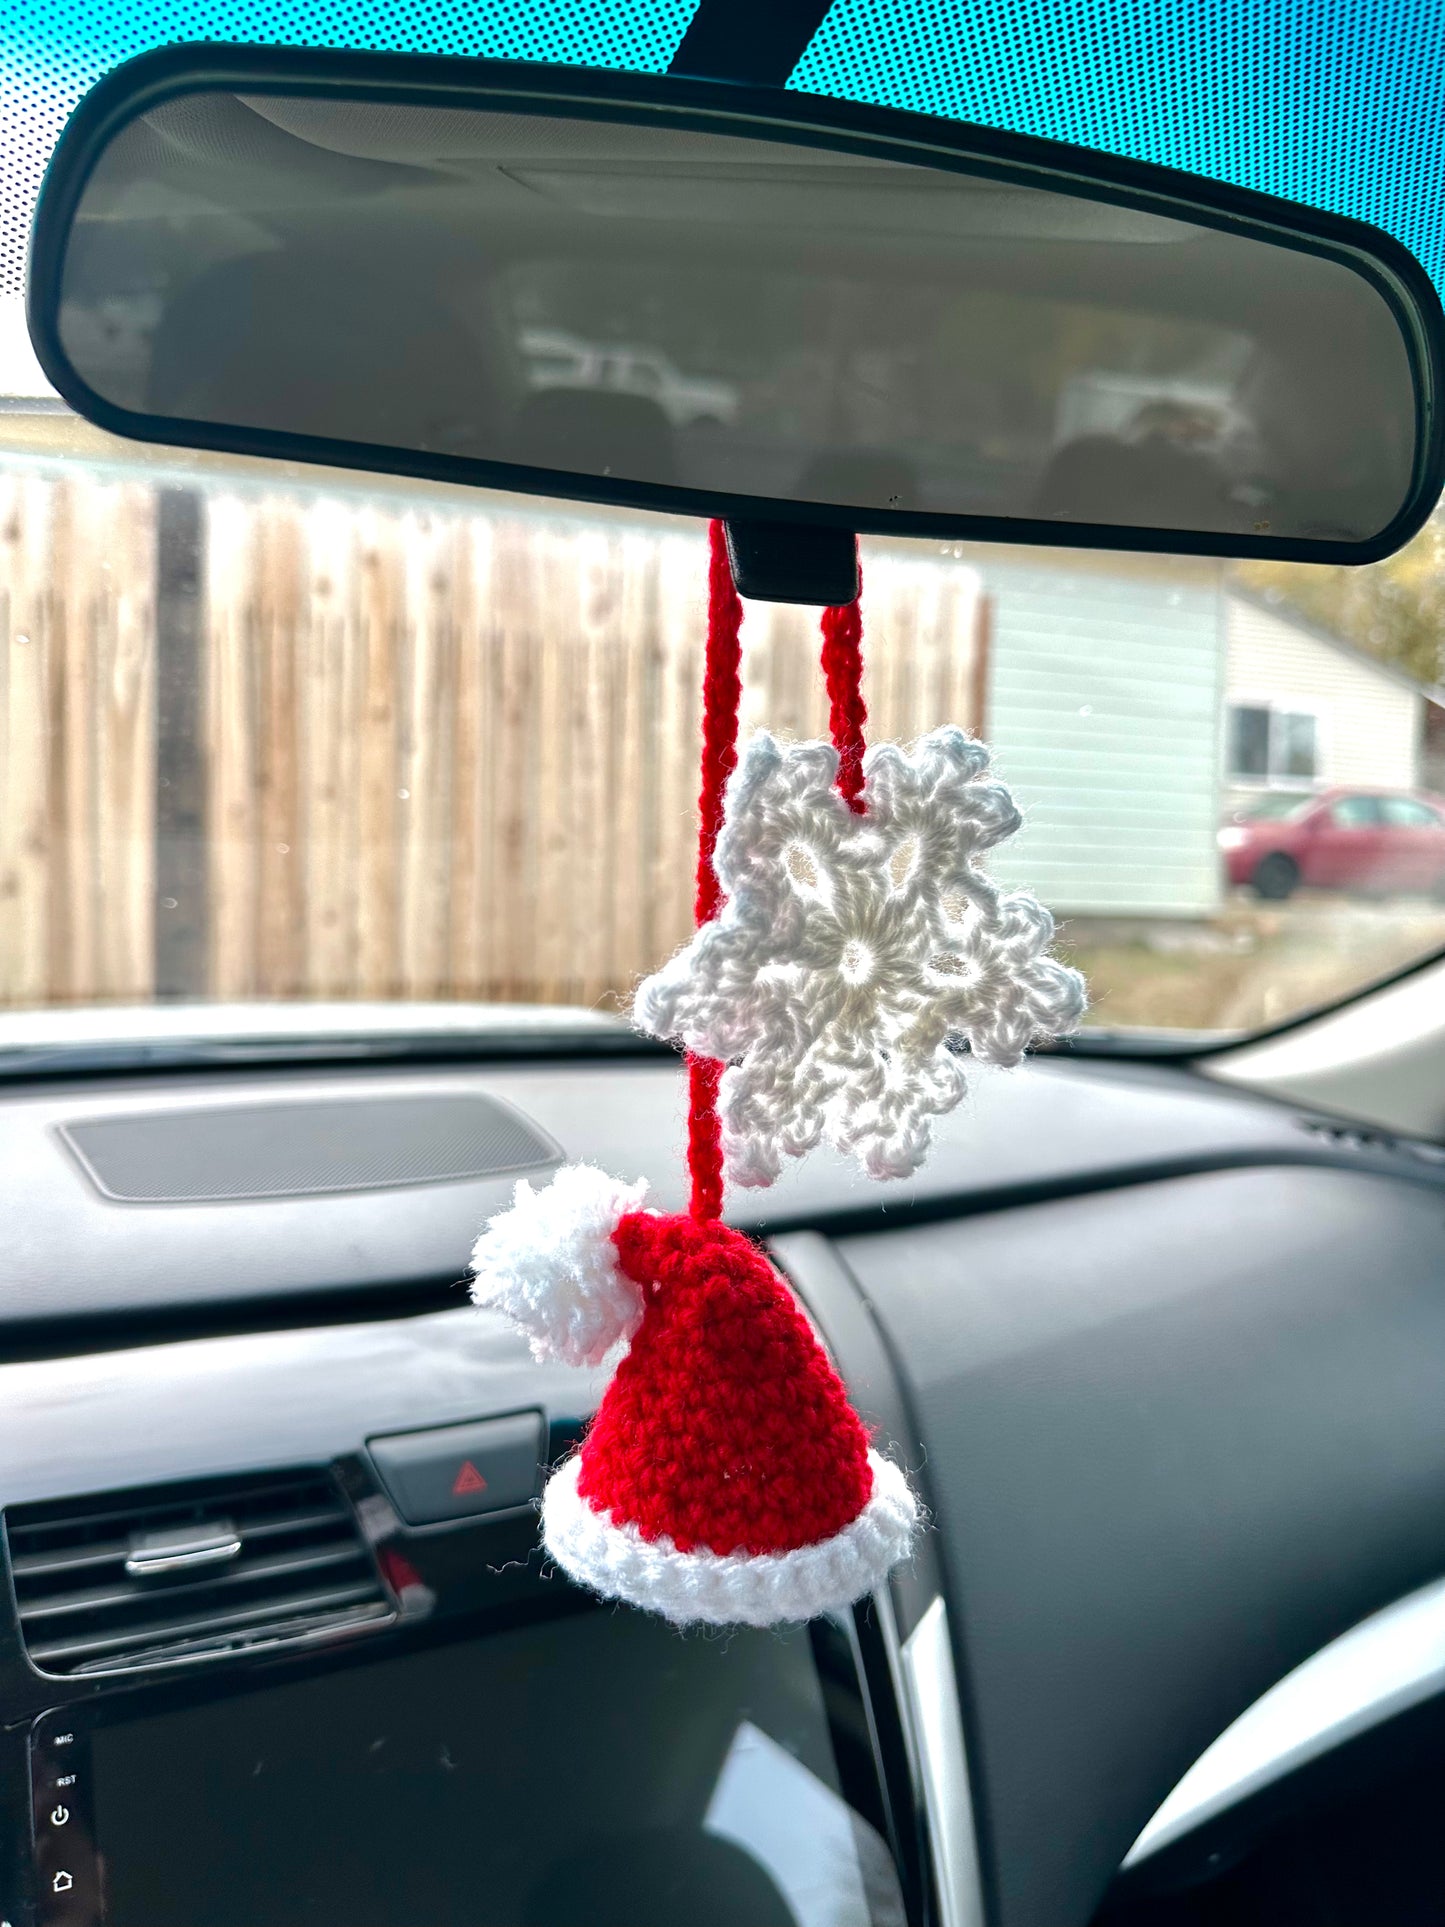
xmin=66 ymin=1608 xmax=904 ymax=1926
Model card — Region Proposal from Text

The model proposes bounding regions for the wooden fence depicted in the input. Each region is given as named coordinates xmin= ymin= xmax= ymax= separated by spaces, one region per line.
xmin=0 ymin=459 xmax=984 ymax=1011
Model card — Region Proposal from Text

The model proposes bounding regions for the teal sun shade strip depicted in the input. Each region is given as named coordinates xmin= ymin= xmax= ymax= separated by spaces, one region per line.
xmin=0 ymin=0 xmax=701 ymax=292
xmin=791 ymin=0 xmax=1445 ymax=290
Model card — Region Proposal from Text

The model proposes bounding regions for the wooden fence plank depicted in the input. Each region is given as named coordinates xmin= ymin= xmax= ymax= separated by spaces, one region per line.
xmin=446 ymin=514 xmax=489 ymax=1001
xmin=95 ymin=481 xmax=156 ymax=1000
xmin=398 ymin=511 xmax=457 ymax=998
xmin=355 ymin=506 xmax=403 ymax=997
xmin=300 ymin=498 xmax=362 ymax=997
xmin=0 ymin=476 xmax=51 ymax=1005
xmin=44 ymin=479 xmax=96 ymax=1003
xmin=154 ymin=487 xmax=206 ymax=999
xmin=530 ymin=520 xmax=576 ymax=1004
xmin=205 ymin=492 xmax=260 ymax=999
xmin=254 ymin=501 xmax=306 ymax=996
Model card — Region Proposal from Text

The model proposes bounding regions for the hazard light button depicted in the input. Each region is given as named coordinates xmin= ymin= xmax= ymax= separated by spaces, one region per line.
xmin=368 ymin=1412 xmax=545 ymax=1526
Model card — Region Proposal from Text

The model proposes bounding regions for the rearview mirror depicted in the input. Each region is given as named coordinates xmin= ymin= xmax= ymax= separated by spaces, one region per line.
xmin=28 ymin=45 xmax=1445 ymax=582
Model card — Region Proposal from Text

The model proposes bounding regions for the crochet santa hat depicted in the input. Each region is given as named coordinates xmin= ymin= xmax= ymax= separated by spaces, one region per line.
xmin=471 ymin=1164 xmax=917 ymax=1626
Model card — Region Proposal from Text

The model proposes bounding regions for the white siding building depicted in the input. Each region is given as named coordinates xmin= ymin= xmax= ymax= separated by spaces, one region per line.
xmin=978 ymin=546 xmax=1227 ymax=918
xmin=1224 ymin=588 xmax=1427 ymax=808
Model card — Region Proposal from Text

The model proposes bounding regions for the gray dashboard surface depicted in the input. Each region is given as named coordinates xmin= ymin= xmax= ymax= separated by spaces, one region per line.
xmin=1 ymin=1050 xmax=1445 ymax=1927
xmin=0 ymin=1050 xmax=1394 ymax=1326
xmin=838 ymin=1167 xmax=1445 ymax=1927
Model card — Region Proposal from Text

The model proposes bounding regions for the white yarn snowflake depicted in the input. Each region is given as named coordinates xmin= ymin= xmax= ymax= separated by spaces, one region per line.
xmin=634 ymin=727 xmax=1087 ymax=1186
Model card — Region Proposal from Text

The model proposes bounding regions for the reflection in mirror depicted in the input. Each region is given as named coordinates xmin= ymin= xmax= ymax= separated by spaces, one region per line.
xmin=53 ymin=90 xmax=1419 ymax=543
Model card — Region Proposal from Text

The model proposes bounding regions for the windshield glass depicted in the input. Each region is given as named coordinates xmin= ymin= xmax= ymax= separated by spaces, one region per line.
xmin=4 ymin=301 xmax=1445 ymax=1053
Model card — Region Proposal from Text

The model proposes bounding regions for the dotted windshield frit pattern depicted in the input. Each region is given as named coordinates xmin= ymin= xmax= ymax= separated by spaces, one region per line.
xmin=791 ymin=0 xmax=1445 ymax=288
xmin=7 ymin=2 xmax=1445 ymax=316
xmin=0 ymin=0 xmax=701 ymax=295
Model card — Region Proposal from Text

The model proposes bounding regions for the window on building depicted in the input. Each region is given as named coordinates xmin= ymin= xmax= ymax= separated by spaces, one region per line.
xmin=1227 ymin=703 xmax=1319 ymax=783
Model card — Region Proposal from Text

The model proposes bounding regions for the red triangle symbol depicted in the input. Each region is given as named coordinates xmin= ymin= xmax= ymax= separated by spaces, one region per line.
xmin=451 ymin=1460 xmax=488 ymax=1497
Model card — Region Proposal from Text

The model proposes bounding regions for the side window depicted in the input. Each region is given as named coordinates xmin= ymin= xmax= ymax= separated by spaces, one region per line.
xmin=1330 ymin=796 xmax=1384 ymax=828
xmin=1227 ymin=705 xmax=1270 ymax=778
xmin=1273 ymin=711 xmax=1318 ymax=780
xmin=1380 ymin=797 xmax=1442 ymax=828
xmin=1226 ymin=704 xmax=1318 ymax=782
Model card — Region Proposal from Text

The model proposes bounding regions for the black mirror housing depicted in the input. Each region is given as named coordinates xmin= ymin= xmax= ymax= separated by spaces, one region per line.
xmin=26 ymin=43 xmax=1445 ymax=568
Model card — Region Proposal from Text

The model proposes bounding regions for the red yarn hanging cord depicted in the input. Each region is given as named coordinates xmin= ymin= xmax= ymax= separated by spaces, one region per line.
xmin=686 ymin=521 xmax=744 ymax=1223
xmin=820 ymin=552 xmax=867 ymax=813
xmin=685 ymin=1057 xmax=726 ymax=1225
xmin=685 ymin=529 xmax=867 ymax=1222
xmin=693 ymin=521 xmax=744 ymax=924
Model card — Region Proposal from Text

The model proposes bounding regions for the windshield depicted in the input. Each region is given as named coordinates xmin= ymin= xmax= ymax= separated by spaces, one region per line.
xmin=5 ymin=304 xmax=1445 ymax=1054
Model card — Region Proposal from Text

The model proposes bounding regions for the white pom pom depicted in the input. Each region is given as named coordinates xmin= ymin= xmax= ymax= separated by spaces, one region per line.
xmin=469 ymin=1164 xmax=650 ymax=1368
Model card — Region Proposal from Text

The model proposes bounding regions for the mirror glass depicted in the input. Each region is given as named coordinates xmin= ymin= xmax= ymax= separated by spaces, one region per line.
xmin=50 ymin=89 xmax=1421 ymax=544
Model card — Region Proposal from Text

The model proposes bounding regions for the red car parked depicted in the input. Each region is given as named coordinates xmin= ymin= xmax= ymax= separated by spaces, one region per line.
xmin=1220 ymin=788 xmax=1445 ymax=899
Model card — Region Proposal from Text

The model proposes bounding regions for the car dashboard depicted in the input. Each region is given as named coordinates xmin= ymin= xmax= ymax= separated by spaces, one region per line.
xmin=1 ymin=1048 xmax=1445 ymax=1927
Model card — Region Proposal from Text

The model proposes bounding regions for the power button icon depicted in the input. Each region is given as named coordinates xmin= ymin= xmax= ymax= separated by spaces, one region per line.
xmin=50 ymin=1804 xmax=70 ymax=1827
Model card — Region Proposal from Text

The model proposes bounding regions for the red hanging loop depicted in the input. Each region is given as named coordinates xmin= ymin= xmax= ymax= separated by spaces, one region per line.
xmin=684 ymin=530 xmax=866 ymax=1220
xmin=686 ymin=521 xmax=744 ymax=1223
xmin=820 ymin=550 xmax=867 ymax=813
xmin=685 ymin=1055 xmax=726 ymax=1226
xmin=694 ymin=521 xmax=744 ymax=924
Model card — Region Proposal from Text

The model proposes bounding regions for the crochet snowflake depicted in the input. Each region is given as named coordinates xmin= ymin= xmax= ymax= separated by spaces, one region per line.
xmin=634 ymin=726 xmax=1087 ymax=1185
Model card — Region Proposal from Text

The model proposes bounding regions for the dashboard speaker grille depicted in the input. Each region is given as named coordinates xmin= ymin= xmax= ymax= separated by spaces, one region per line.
xmin=59 ymin=1093 xmax=560 ymax=1201
xmin=4 ymin=1469 xmax=392 ymax=1675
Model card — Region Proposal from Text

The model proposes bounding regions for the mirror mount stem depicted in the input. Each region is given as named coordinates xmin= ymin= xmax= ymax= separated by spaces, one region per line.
xmin=723 ymin=518 xmax=860 ymax=605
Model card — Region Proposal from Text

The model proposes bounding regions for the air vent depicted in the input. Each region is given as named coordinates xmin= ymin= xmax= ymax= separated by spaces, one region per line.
xmin=1300 ymin=1119 xmax=1401 ymax=1155
xmin=4 ymin=1469 xmax=392 ymax=1676
xmin=1299 ymin=1118 xmax=1445 ymax=1165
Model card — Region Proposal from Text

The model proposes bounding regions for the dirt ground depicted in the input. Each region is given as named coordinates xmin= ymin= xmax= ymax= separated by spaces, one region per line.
xmin=1056 ymin=893 xmax=1445 ymax=1036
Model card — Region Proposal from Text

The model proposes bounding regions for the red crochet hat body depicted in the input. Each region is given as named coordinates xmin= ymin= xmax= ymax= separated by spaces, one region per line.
xmin=528 ymin=1197 xmax=917 ymax=1626
xmin=578 ymin=1213 xmax=873 ymax=1556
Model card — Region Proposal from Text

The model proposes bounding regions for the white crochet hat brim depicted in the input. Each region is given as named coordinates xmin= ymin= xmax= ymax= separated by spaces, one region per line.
xmin=541 ymin=1449 xmax=918 ymax=1628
